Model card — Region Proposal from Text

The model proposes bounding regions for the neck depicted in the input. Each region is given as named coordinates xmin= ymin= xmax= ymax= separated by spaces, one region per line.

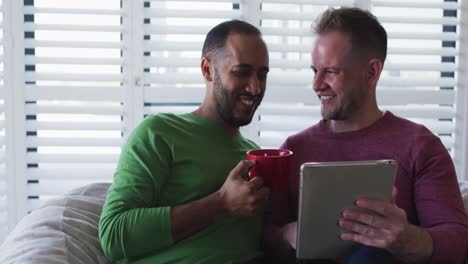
xmin=327 ymin=108 xmax=384 ymax=133
xmin=192 ymin=105 xmax=239 ymax=135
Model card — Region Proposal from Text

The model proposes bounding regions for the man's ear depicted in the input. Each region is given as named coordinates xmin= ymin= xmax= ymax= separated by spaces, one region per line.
xmin=367 ymin=58 xmax=383 ymax=88
xmin=201 ymin=57 xmax=213 ymax=82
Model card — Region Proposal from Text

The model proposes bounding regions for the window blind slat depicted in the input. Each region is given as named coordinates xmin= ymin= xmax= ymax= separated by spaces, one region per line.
xmin=149 ymin=0 xmax=237 ymax=2
xmin=372 ymin=0 xmax=459 ymax=9
xmin=26 ymin=167 xmax=116 ymax=180
xmin=25 ymin=56 xmax=123 ymax=65
xmin=144 ymin=87 xmax=204 ymax=103
xmin=23 ymin=7 xmax=123 ymax=15
xmin=379 ymin=16 xmax=458 ymax=25
xmin=260 ymin=11 xmax=322 ymax=20
xmin=26 ymin=137 xmax=121 ymax=147
xmin=23 ymin=23 xmax=122 ymax=32
xmin=25 ymin=121 xmax=122 ymax=131
xmin=24 ymin=86 xmax=122 ymax=101
xmin=27 ymin=180 xmax=111 ymax=197
xmin=262 ymin=27 xmax=312 ymax=37
xmin=388 ymin=32 xmax=458 ymax=41
xmin=24 ymin=73 xmax=122 ymax=82
xmin=25 ymin=104 xmax=122 ymax=115
xmin=262 ymin=0 xmax=353 ymax=4
xmin=26 ymin=153 xmax=119 ymax=163
xmin=144 ymin=9 xmax=241 ymax=19
xmin=146 ymin=25 xmax=213 ymax=35
xmin=384 ymin=63 xmax=457 ymax=72
xmin=24 ymin=40 xmax=122 ymax=49
xmin=144 ymin=106 xmax=199 ymax=115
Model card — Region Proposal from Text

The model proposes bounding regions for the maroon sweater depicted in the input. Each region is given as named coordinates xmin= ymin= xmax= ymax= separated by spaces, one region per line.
xmin=267 ymin=112 xmax=468 ymax=263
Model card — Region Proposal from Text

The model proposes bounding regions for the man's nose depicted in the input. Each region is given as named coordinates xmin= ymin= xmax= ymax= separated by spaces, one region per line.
xmin=246 ymin=76 xmax=261 ymax=95
xmin=313 ymin=72 xmax=324 ymax=91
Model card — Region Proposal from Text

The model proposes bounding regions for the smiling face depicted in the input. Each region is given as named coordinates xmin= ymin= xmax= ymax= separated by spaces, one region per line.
xmin=311 ymin=32 xmax=369 ymax=121
xmin=210 ymin=33 xmax=269 ymax=127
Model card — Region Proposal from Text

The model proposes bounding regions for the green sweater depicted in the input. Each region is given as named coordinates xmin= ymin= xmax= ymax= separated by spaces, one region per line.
xmin=99 ymin=113 xmax=262 ymax=264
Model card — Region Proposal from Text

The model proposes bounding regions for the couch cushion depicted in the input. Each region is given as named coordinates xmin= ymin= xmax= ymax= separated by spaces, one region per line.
xmin=0 ymin=183 xmax=112 ymax=264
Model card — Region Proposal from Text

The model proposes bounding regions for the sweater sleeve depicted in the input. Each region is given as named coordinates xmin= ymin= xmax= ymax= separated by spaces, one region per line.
xmin=99 ymin=116 xmax=174 ymax=261
xmin=413 ymin=134 xmax=468 ymax=264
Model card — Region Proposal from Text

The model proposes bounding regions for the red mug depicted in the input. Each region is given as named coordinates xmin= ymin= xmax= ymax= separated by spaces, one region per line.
xmin=246 ymin=149 xmax=293 ymax=192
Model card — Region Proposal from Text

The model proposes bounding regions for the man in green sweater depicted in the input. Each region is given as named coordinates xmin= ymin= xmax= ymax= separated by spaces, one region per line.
xmin=99 ymin=20 xmax=270 ymax=264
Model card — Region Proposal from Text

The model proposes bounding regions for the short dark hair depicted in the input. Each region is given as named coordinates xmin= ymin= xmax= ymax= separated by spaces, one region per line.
xmin=202 ymin=20 xmax=262 ymax=59
xmin=313 ymin=7 xmax=387 ymax=63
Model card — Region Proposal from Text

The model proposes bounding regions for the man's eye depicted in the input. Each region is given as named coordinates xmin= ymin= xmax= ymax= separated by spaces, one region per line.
xmin=234 ymin=71 xmax=250 ymax=77
xmin=258 ymin=73 xmax=268 ymax=81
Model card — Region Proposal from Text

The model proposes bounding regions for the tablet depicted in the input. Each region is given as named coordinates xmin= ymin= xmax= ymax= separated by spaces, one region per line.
xmin=296 ymin=160 xmax=397 ymax=259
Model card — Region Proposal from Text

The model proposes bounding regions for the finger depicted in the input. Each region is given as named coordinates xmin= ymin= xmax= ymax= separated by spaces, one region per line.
xmin=229 ymin=160 xmax=255 ymax=179
xmin=247 ymin=175 xmax=265 ymax=189
xmin=255 ymin=186 xmax=270 ymax=201
xmin=341 ymin=232 xmax=388 ymax=249
xmin=342 ymin=208 xmax=389 ymax=229
xmin=391 ymin=186 xmax=398 ymax=204
xmin=355 ymin=198 xmax=396 ymax=217
xmin=339 ymin=218 xmax=387 ymax=239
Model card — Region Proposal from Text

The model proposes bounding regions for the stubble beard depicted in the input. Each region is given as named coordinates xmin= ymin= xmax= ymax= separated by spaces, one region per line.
xmin=321 ymin=85 xmax=365 ymax=121
xmin=213 ymin=70 xmax=257 ymax=127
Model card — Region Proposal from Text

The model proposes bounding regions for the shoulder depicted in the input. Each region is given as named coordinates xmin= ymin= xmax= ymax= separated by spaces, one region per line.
xmin=386 ymin=113 xmax=441 ymax=145
xmin=282 ymin=122 xmax=321 ymax=149
xmin=137 ymin=113 xmax=191 ymax=133
xmin=127 ymin=113 xmax=185 ymax=143
xmin=385 ymin=113 xmax=449 ymax=167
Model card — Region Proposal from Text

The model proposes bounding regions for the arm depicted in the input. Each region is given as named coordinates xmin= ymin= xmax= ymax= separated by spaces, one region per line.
xmin=99 ymin=118 xmax=269 ymax=261
xmin=413 ymin=136 xmax=468 ymax=264
xmin=341 ymin=136 xmax=468 ymax=263
xmin=171 ymin=160 xmax=269 ymax=242
xmin=99 ymin=118 xmax=176 ymax=261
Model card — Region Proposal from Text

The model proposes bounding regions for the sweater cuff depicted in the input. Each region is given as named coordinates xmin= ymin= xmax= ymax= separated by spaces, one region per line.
xmin=427 ymin=227 xmax=457 ymax=264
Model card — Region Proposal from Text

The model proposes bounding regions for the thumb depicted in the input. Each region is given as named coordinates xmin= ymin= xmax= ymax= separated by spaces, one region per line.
xmin=228 ymin=160 xmax=256 ymax=180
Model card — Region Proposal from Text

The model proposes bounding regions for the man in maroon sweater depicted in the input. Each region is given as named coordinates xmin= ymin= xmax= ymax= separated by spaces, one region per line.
xmin=263 ymin=7 xmax=468 ymax=264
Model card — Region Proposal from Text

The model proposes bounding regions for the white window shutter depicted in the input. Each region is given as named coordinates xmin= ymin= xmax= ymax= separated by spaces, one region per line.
xmin=21 ymin=0 xmax=123 ymax=212
xmin=371 ymin=0 xmax=460 ymax=174
xmin=141 ymin=1 xmax=243 ymax=118
xmin=0 ymin=0 xmax=7 ymax=242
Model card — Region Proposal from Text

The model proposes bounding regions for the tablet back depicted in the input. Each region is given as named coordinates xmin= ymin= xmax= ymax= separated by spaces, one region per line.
xmin=296 ymin=160 xmax=397 ymax=259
